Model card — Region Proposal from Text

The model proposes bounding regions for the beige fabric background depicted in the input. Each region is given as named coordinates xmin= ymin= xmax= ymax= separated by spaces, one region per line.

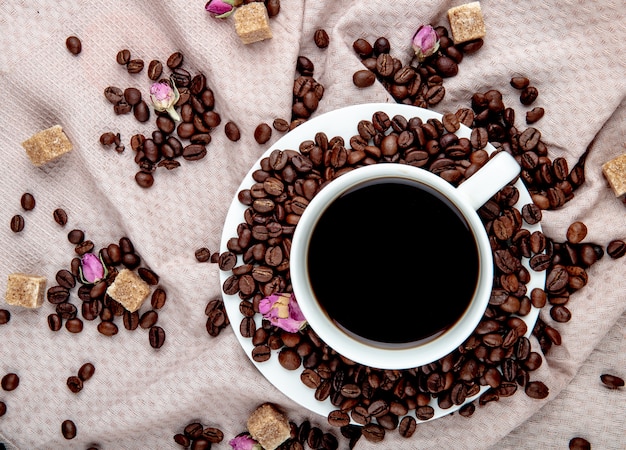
xmin=0 ymin=0 xmax=624 ymax=448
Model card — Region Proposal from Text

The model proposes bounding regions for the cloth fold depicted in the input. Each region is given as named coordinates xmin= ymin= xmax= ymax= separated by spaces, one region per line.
xmin=0 ymin=1 xmax=624 ymax=448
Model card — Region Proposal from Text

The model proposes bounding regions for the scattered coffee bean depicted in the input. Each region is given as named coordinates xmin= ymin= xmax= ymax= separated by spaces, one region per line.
xmin=1 ymin=373 xmax=19 ymax=391
xmin=314 ymin=29 xmax=330 ymax=48
xmin=149 ymin=325 xmax=166 ymax=348
xmin=273 ymin=118 xmax=290 ymax=132
xmin=195 ymin=247 xmax=211 ymax=262
xmin=566 ymin=221 xmax=587 ymax=244
xmin=510 ymin=76 xmax=530 ymax=89
xmin=520 ymin=86 xmax=539 ymax=105
xmin=116 ymin=49 xmax=131 ymax=65
xmin=135 ymin=171 xmax=155 ymax=188
xmin=147 ymin=59 xmax=163 ymax=80
xmin=67 ymin=375 xmax=83 ymax=393
xmin=600 ymin=373 xmax=624 ymax=389
xmin=61 ymin=419 xmax=77 ymax=439
xmin=525 ymin=380 xmax=549 ymax=399
xmin=20 ymin=192 xmax=36 ymax=211
xmin=126 ymin=59 xmax=144 ymax=74
xmin=526 ymin=107 xmax=545 ymax=124
xmin=65 ymin=36 xmax=82 ymax=55
xmin=225 ymin=121 xmax=241 ymax=141
xmin=0 ymin=309 xmax=10 ymax=325
xmin=53 ymin=208 xmax=68 ymax=226
xmin=78 ymin=362 xmax=95 ymax=382
xmin=10 ymin=214 xmax=24 ymax=233
xmin=353 ymin=70 xmax=376 ymax=88
xmin=167 ymin=51 xmax=184 ymax=69
xmin=0 ymin=401 xmax=6 ymax=417
xmin=569 ymin=437 xmax=591 ymax=450
xmin=254 ymin=123 xmax=272 ymax=144
xmin=65 ymin=317 xmax=83 ymax=333
xmin=607 ymin=239 xmax=626 ymax=259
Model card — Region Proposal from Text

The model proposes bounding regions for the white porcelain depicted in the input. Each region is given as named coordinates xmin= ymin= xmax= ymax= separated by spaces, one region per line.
xmin=220 ymin=103 xmax=545 ymax=422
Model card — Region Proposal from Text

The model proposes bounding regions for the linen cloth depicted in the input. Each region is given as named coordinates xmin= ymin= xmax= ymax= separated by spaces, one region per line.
xmin=0 ymin=1 xmax=624 ymax=448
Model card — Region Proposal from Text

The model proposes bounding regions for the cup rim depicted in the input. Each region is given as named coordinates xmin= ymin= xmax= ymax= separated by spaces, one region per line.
xmin=291 ymin=163 xmax=494 ymax=369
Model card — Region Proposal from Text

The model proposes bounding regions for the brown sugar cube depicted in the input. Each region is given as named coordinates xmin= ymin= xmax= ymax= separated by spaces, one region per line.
xmin=234 ymin=2 xmax=273 ymax=45
xmin=5 ymin=273 xmax=47 ymax=308
xmin=602 ymin=154 xmax=626 ymax=197
xmin=447 ymin=2 xmax=486 ymax=44
xmin=106 ymin=269 xmax=150 ymax=312
xmin=247 ymin=403 xmax=291 ymax=450
xmin=21 ymin=125 xmax=73 ymax=167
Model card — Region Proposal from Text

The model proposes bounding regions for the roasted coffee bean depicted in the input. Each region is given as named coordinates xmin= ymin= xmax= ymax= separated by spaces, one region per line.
xmin=607 ymin=239 xmax=626 ymax=259
xmin=278 ymin=347 xmax=301 ymax=370
xmin=600 ymin=373 xmax=624 ymax=389
xmin=195 ymin=247 xmax=211 ymax=262
xmin=123 ymin=310 xmax=139 ymax=330
xmin=56 ymin=302 xmax=77 ymax=319
xmin=314 ymin=29 xmax=330 ymax=48
xmin=65 ymin=36 xmax=82 ymax=55
xmin=147 ymin=59 xmax=163 ymax=80
xmin=426 ymin=85 xmax=445 ymax=105
xmin=74 ymin=240 xmax=94 ymax=255
xmin=139 ymin=310 xmax=158 ymax=329
xmin=133 ymin=100 xmax=150 ymax=122
xmin=521 ymin=203 xmax=542 ymax=224
xmin=240 ymin=317 xmax=256 ymax=338
xmin=252 ymin=344 xmax=271 ymax=362
xmin=518 ymin=127 xmax=541 ymax=151
xmin=566 ymin=221 xmax=587 ymax=244
xmin=0 ymin=309 xmax=10 ymax=325
xmin=525 ymin=107 xmax=545 ymax=124
xmin=20 ymin=192 xmax=36 ymax=211
xmin=97 ymin=320 xmax=118 ymax=336
xmin=65 ymin=318 xmax=83 ymax=333
xmin=353 ymin=38 xmax=373 ymax=58
xmin=201 ymin=427 xmax=224 ymax=443
xmin=149 ymin=326 xmax=166 ymax=348
xmin=167 ymin=51 xmax=184 ymax=69
xmin=55 ymin=269 xmax=76 ymax=289
xmin=104 ymin=86 xmax=124 ymax=104
xmin=10 ymin=214 xmax=24 ymax=232
xmin=126 ymin=59 xmax=144 ymax=74
xmin=525 ymin=380 xmax=549 ymax=399
xmin=375 ymin=53 xmax=394 ymax=77
xmin=415 ymin=405 xmax=435 ymax=420
xmin=510 ymin=76 xmax=530 ymax=89
xmin=435 ymin=55 xmax=458 ymax=77
xmin=0 ymin=401 xmax=6 ymax=417
xmin=296 ymin=56 xmax=314 ymax=76
xmin=61 ymin=419 xmax=77 ymax=439
xmin=520 ymin=86 xmax=539 ymax=105
xmin=116 ymin=49 xmax=131 ymax=65
xmin=135 ymin=171 xmax=154 ymax=188
xmin=53 ymin=208 xmax=68 ymax=226
xmin=225 ymin=121 xmax=241 ymax=141
xmin=48 ymin=313 xmax=62 ymax=331
xmin=1 ymin=373 xmax=19 ymax=391
xmin=67 ymin=375 xmax=83 ymax=393
xmin=362 ymin=423 xmax=385 ymax=443
xmin=67 ymin=229 xmax=85 ymax=244
xmin=47 ymin=286 xmax=70 ymax=304
xmin=78 ymin=362 xmax=95 ymax=382
xmin=569 ymin=437 xmax=591 ymax=450
xmin=254 ymin=123 xmax=272 ymax=144
xmin=328 ymin=410 xmax=350 ymax=427
xmin=273 ymin=118 xmax=290 ymax=132
xmin=138 ymin=267 xmax=159 ymax=285
xmin=174 ymin=433 xmax=191 ymax=447
xmin=398 ymin=416 xmax=416 ymax=438
xmin=123 ymin=87 xmax=142 ymax=106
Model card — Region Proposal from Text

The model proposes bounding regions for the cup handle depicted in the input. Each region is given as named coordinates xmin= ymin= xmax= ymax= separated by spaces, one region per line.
xmin=456 ymin=151 xmax=521 ymax=210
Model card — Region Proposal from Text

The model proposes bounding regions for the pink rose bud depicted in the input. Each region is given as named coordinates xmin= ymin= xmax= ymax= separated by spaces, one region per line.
xmin=412 ymin=25 xmax=440 ymax=62
xmin=229 ymin=434 xmax=262 ymax=450
xmin=80 ymin=253 xmax=105 ymax=284
xmin=258 ymin=293 xmax=307 ymax=333
xmin=205 ymin=0 xmax=236 ymax=18
xmin=149 ymin=79 xmax=181 ymax=121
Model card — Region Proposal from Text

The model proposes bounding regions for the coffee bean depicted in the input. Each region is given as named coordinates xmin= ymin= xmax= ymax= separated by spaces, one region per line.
xmin=123 ymin=310 xmax=139 ymax=330
xmin=520 ymin=86 xmax=539 ymax=105
xmin=133 ymin=100 xmax=150 ymax=123
xmin=47 ymin=286 xmax=70 ymax=304
xmin=149 ymin=326 xmax=166 ymax=348
xmin=569 ymin=437 xmax=591 ymax=450
xmin=0 ymin=309 xmax=10 ymax=325
xmin=167 ymin=51 xmax=184 ymax=69
xmin=78 ymin=362 xmax=95 ymax=382
xmin=254 ymin=123 xmax=272 ymax=144
xmin=1 ymin=373 xmax=19 ymax=391
xmin=225 ymin=121 xmax=241 ymax=141
xmin=327 ymin=410 xmax=350 ymax=428
xmin=65 ymin=317 xmax=83 ymax=333
xmin=519 ymin=127 xmax=541 ymax=151
xmin=521 ymin=203 xmax=542 ymax=225
xmin=353 ymin=38 xmax=373 ymax=58
xmin=313 ymin=28 xmax=330 ymax=49
xmin=116 ymin=49 xmax=131 ymax=65
xmin=525 ymin=380 xmax=549 ymax=399
xmin=74 ymin=240 xmax=94 ymax=256
xmin=20 ymin=192 xmax=36 ymax=211
xmin=398 ymin=416 xmax=416 ymax=438
xmin=352 ymin=69 xmax=376 ymax=88
xmin=97 ymin=320 xmax=118 ymax=336
xmin=126 ymin=59 xmax=144 ymax=74
xmin=10 ymin=214 xmax=24 ymax=232
xmin=252 ymin=344 xmax=271 ymax=362
xmin=195 ymin=247 xmax=211 ymax=262
xmin=65 ymin=36 xmax=82 ymax=55
xmin=67 ymin=375 xmax=83 ymax=393
xmin=607 ymin=239 xmax=626 ymax=259
xmin=147 ymin=59 xmax=163 ymax=80
xmin=48 ymin=313 xmax=62 ymax=331
xmin=362 ymin=423 xmax=385 ymax=443
xmin=0 ymin=401 xmax=6 ymax=417
xmin=67 ymin=229 xmax=85 ymax=245
xmin=138 ymin=310 xmax=158 ymax=329
xmin=135 ymin=171 xmax=154 ymax=188
xmin=278 ymin=347 xmax=301 ymax=370
xmin=55 ymin=269 xmax=76 ymax=289
xmin=525 ymin=107 xmax=545 ymax=124
xmin=435 ymin=55 xmax=458 ymax=77
xmin=61 ymin=419 xmax=77 ymax=439
xmin=510 ymin=76 xmax=530 ymax=89
xmin=273 ymin=118 xmax=290 ymax=132
xmin=600 ymin=373 xmax=624 ymax=389
xmin=53 ymin=208 xmax=68 ymax=226
xmin=566 ymin=221 xmax=587 ymax=244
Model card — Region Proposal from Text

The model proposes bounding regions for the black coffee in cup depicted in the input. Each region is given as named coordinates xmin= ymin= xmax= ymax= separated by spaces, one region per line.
xmin=307 ymin=181 xmax=479 ymax=345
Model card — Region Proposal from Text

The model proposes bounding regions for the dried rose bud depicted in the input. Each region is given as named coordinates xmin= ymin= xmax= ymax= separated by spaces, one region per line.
xmin=229 ymin=433 xmax=262 ymax=450
xmin=205 ymin=0 xmax=236 ymax=19
xmin=258 ymin=293 xmax=307 ymax=333
xmin=412 ymin=25 xmax=440 ymax=62
xmin=149 ymin=79 xmax=181 ymax=121
xmin=79 ymin=253 xmax=107 ymax=284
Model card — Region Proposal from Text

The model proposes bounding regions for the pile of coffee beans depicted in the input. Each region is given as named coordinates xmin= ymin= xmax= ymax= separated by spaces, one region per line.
xmin=102 ymin=51 xmax=228 ymax=188
xmin=220 ymin=109 xmax=557 ymax=437
xmin=46 ymin=232 xmax=168 ymax=349
xmin=352 ymin=28 xmax=483 ymax=106
xmin=173 ymin=421 xmax=224 ymax=448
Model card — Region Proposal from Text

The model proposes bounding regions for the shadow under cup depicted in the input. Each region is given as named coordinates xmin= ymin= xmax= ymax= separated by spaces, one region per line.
xmin=291 ymin=164 xmax=496 ymax=370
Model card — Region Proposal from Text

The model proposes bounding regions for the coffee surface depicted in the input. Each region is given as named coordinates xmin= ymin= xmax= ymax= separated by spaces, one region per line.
xmin=308 ymin=181 xmax=479 ymax=344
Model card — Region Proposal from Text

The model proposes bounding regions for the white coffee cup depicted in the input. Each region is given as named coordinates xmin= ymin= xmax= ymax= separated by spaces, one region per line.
xmin=290 ymin=151 xmax=521 ymax=370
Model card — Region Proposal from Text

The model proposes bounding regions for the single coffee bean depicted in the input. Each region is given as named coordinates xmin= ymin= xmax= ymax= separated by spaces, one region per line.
xmin=174 ymin=434 xmax=191 ymax=447
xmin=0 ymin=401 xmax=6 ymax=417
xmin=600 ymin=373 xmax=624 ymax=389
xmin=353 ymin=70 xmax=376 ymax=88
xmin=123 ymin=310 xmax=140 ymax=330
xmin=116 ymin=49 xmax=131 ymax=65
xmin=328 ymin=410 xmax=350 ymax=428
xmin=525 ymin=380 xmax=549 ymax=399
xmin=520 ymin=86 xmax=539 ymax=105
xmin=104 ymin=86 xmax=124 ymax=104
xmin=65 ymin=318 xmax=83 ymax=333
xmin=139 ymin=310 xmax=158 ymax=329
xmin=1 ymin=373 xmax=19 ymax=391
xmin=126 ymin=59 xmax=144 ymax=74
xmin=20 ymin=192 xmax=36 ymax=211
xmin=525 ymin=107 xmax=545 ymax=124
xmin=254 ymin=123 xmax=272 ymax=144
xmin=521 ymin=203 xmax=542 ymax=225
xmin=65 ymin=36 xmax=82 ymax=55
xmin=510 ymin=76 xmax=530 ymax=89
xmin=53 ymin=208 xmax=68 ymax=226
xmin=133 ymin=100 xmax=150 ymax=122
xmin=48 ymin=313 xmax=62 ymax=331
xmin=56 ymin=269 xmax=76 ymax=289
xmin=67 ymin=229 xmax=85 ymax=244
xmin=607 ymin=239 xmax=625 ymax=259
xmin=147 ymin=59 xmax=163 ymax=80
xmin=273 ymin=118 xmax=290 ymax=132
xmin=10 ymin=214 xmax=24 ymax=232
xmin=149 ymin=326 xmax=166 ymax=348
xmin=97 ymin=320 xmax=118 ymax=336
xmin=138 ymin=267 xmax=159 ymax=285
xmin=74 ymin=240 xmax=94 ymax=255
xmin=362 ymin=423 xmax=385 ymax=443
xmin=398 ymin=416 xmax=416 ymax=438
xmin=123 ymin=87 xmax=142 ymax=106
xmin=201 ymin=427 xmax=224 ymax=443
xmin=195 ymin=247 xmax=211 ymax=262
xmin=67 ymin=375 xmax=83 ymax=393
xmin=225 ymin=121 xmax=241 ymax=141
xmin=252 ymin=344 xmax=271 ymax=362
xmin=47 ymin=286 xmax=70 ymax=304
xmin=353 ymin=38 xmax=373 ymax=58
xmin=78 ymin=362 xmax=95 ymax=382
xmin=569 ymin=437 xmax=591 ymax=450
xmin=278 ymin=347 xmax=301 ymax=370
xmin=135 ymin=171 xmax=154 ymax=188
xmin=61 ymin=419 xmax=77 ymax=439
xmin=434 ymin=55 xmax=458 ymax=77
xmin=566 ymin=221 xmax=587 ymax=244
xmin=167 ymin=51 xmax=184 ymax=69
xmin=314 ymin=28 xmax=330 ymax=48
xmin=0 ymin=309 xmax=10 ymax=325
xmin=182 ymin=144 xmax=207 ymax=161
